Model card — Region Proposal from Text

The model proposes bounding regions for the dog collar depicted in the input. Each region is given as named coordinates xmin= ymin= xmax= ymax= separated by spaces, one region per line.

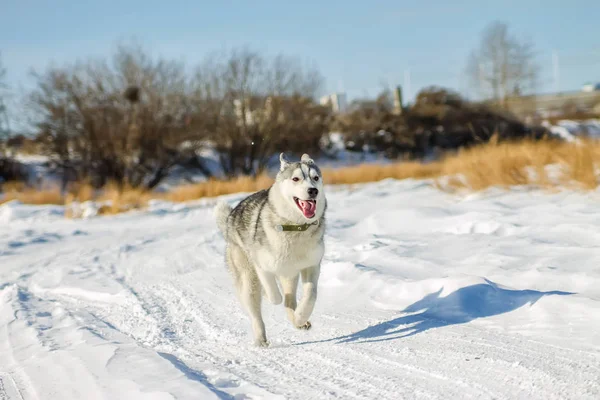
xmin=276 ymin=220 xmax=320 ymax=232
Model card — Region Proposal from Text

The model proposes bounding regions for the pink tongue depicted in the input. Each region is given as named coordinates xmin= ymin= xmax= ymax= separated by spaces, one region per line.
xmin=298 ymin=200 xmax=316 ymax=217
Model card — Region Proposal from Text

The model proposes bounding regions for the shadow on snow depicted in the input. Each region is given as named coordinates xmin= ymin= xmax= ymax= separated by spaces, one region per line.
xmin=297 ymin=279 xmax=574 ymax=345
xmin=158 ymin=352 xmax=235 ymax=400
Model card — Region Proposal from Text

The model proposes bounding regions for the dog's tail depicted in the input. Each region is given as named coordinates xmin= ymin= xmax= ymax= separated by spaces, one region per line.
xmin=214 ymin=201 xmax=232 ymax=236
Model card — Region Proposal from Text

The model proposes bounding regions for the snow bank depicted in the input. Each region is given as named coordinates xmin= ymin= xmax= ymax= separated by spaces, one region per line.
xmin=1 ymin=178 xmax=599 ymax=399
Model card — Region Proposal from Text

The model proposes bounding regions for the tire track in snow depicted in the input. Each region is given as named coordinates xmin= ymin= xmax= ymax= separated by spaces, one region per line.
xmin=113 ymin=280 xmax=361 ymax=399
xmin=95 ymin=223 xmax=600 ymax=400
xmin=62 ymin=244 xmax=396 ymax=400
xmin=0 ymin=373 xmax=23 ymax=400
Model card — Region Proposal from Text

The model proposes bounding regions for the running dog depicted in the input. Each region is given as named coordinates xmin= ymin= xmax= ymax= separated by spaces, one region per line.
xmin=215 ymin=153 xmax=326 ymax=346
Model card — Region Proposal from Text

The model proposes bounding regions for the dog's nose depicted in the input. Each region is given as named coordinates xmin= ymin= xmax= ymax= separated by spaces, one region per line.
xmin=307 ymin=188 xmax=318 ymax=198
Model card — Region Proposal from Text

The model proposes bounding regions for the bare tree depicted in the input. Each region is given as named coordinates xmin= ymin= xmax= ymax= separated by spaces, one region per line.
xmin=466 ymin=21 xmax=539 ymax=107
xmin=0 ymin=53 xmax=9 ymax=144
xmin=0 ymin=55 xmax=28 ymax=184
xmin=1 ymin=53 xmax=12 ymax=153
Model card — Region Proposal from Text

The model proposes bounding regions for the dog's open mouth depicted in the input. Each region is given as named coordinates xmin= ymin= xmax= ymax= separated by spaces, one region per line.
xmin=294 ymin=197 xmax=316 ymax=219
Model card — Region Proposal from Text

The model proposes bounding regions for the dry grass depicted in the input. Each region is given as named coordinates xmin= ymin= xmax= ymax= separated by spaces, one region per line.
xmin=438 ymin=138 xmax=600 ymax=191
xmin=323 ymin=161 xmax=443 ymax=185
xmin=64 ymin=182 xmax=155 ymax=217
xmin=0 ymin=181 xmax=155 ymax=217
xmin=163 ymin=175 xmax=274 ymax=203
xmin=2 ymin=138 xmax=600 ymax=217
xmin=0 ymin=182 xmax=64 ymax=205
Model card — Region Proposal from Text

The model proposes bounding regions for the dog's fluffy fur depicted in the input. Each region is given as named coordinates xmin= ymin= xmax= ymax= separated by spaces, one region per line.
xmin=215 ymin=153 xmax=326 ymax=346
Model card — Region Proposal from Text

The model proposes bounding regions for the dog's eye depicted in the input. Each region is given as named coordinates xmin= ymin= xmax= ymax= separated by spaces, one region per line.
xmin=313 ymin=176 xmax=319 ymax=181
xmin=292 ymin=177 xmax=300 ymax=182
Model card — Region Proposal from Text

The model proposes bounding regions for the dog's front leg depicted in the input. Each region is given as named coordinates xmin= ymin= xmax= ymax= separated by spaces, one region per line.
xmin=294 ymin=266 xmax=320 ymax=329
xmin=256 ymin=268 xmax=283 ymax=305
xmin=280 ymin=275 xmax=299 ymax=326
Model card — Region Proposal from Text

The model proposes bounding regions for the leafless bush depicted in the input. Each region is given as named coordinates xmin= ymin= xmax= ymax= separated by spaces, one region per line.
xmin=190 ymin=48 xmax=330 ymax=177
xmin=331 ymin=86 xmax=550 ymax=160
xmin=27 ymin=45 xmax=331 ymax=185
xmin=28 ymin=44 xmax=205 ymax=190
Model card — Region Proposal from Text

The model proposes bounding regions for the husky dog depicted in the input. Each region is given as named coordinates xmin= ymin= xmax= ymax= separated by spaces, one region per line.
xmin=215 ymin=153 xmax=326 ymax=347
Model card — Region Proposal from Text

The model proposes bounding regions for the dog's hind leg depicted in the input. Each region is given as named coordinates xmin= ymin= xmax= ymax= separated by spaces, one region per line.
xmin=294 ymin=266 xmax=320 ymax=329
xmin=229 ymin=246 xmax=268 ymax=347
xmin=280 ymin=275 xmax=305 ymax=328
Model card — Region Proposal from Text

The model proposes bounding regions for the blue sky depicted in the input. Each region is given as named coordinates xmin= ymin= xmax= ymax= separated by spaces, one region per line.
xmin=1 ymin=0 xmax=599 ymax=105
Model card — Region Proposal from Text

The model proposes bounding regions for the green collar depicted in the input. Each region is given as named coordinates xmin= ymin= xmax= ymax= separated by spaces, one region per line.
xmin=276 ymin=220 xmax=320 ymax=232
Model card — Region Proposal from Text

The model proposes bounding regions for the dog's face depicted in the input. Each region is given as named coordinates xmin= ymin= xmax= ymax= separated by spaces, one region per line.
xmin=276 ymin=153 xmax=325 ymax=221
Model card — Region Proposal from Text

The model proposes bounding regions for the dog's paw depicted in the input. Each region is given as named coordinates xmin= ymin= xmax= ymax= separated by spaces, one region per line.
xmin=294 ymin=311 xmax=310 ymax=327
xmin=296 ymin=321 xmax=312 ymax=330
xmin=254 ymin=338 xmax=270 ymax=348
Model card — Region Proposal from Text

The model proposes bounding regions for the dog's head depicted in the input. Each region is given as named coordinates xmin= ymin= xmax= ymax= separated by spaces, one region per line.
xmin=275 ymin=153 xmax=325 ymax=221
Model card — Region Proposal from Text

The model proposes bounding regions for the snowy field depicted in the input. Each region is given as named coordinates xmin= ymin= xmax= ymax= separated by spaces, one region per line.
xmin=1 ymin=179 xmax=600 ymax=399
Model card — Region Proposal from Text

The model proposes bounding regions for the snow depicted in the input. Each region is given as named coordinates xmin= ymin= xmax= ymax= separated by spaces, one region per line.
xmin=547 ymin=125 xmax=577 ymax=142
xmin=545 ymin=119 xmax=600 ymax=141
xmin=1 ymin=179 xmax=600 ymax=399
xmin=582 ymin=119 xmax=600 ymax=138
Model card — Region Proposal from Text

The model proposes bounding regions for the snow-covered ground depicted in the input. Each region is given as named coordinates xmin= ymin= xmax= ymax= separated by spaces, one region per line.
xmin=545 ymin=119 xmax=600 ymax=142
xmin=1 ymin=179 xmax=600 ymax=399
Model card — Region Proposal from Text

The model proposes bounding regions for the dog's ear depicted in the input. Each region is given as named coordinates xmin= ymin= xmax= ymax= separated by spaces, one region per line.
xmin=279 ymin=152 xmax=290 ymax=171
xmin=301 ymin=153 xmax=314 ymax=164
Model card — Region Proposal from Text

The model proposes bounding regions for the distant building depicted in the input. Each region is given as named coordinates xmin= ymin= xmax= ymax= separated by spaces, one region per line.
xmin=233 ymin=98 xmax=255 ymax=126
xmin=320 ymin=93 xmax=347 ymax=113
xmin=582 ymin=82 xmax=600 ymax=92
xmin=505 ymin=89 xmax=600 ymax=119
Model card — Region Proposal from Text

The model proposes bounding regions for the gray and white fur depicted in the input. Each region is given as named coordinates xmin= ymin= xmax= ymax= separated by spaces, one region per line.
xmin=215 ymin=153 xmax=327 ymax=347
